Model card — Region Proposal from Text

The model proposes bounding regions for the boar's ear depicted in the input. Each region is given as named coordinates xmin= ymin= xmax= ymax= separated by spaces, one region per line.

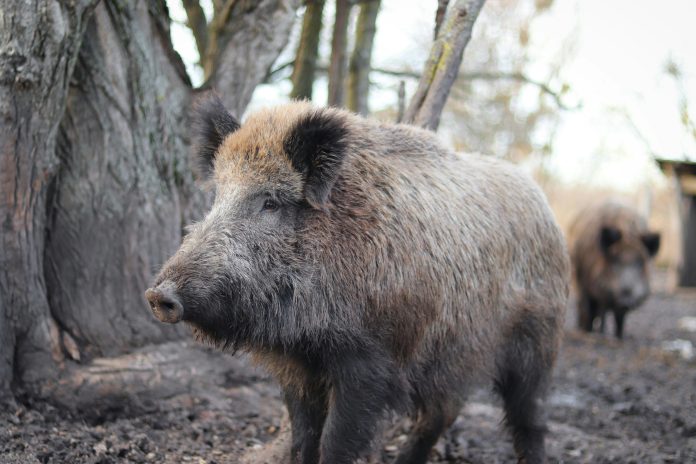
xmin=641 ymin=232 xmax=661 ymax=257
xmin=599 ymin=226 xmax=622 ymax=253
xmin=191 ymin=94 xmax=240 ymax=181
xmin=284 ymin=109 xmax=349 ymax=210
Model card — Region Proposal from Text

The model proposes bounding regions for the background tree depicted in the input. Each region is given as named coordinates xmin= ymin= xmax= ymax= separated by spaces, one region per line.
xmin=346 ymin=0 xmax=381 ymax=114
xmin=0 ymin=0 xmax=300 ymax=401
xmin=290 ymin=0 xmax=327 ymax=100
xmin=403 ymin=0 xmax=487 ymax=129
xmin=327 ymin=0 xmax=353 ymax=106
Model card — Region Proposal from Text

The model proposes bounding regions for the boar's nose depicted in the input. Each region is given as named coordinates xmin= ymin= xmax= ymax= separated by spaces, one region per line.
xmin=145 ymin=282 xmax=184 ymax=324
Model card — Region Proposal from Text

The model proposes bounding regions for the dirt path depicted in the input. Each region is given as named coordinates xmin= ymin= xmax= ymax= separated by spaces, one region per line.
xmin=2 ymin=290 xmax=695 ymax=463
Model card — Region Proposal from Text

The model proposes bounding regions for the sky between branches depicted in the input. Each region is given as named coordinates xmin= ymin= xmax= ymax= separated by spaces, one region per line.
xmin=167 ymin=0 xmax=696 ymax=191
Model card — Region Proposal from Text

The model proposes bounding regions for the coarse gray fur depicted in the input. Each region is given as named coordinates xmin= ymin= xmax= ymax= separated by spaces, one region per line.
xmin=146 ymin=96 xmax=570 ymax=464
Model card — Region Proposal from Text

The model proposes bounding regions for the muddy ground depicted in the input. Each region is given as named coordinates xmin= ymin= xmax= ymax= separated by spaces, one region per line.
xmin=2 ymin=286 xmax=696 ymax=463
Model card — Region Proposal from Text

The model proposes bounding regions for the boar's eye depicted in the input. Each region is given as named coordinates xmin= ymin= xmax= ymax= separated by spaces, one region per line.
xmin=262 ymin=198 xmax=279 ymax=212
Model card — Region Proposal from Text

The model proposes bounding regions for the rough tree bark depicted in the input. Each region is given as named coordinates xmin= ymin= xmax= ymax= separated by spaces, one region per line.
xmin=0 ymin=0 xmax=300 ymax=400
xmin=327 ymin=0 xmax=352 ymax=107
xmin=290 ymin=0 xmax=326 ymax=100
xmin=403 ymin=0 xmax=486 ymax=130
xmin=346 ymin=0 xmax=380 ymax=115
xmin=44 ymin=0 xmax=195 ymax=364
xmin=0 ymin=0 xmax=99 ymax=396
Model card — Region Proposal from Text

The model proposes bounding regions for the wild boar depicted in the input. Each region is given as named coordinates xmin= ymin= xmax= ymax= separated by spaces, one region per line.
xmin=145 ymin=95 xmax=569 ymax=464
xmin=569 ymin=202 xmax=660 ymax=339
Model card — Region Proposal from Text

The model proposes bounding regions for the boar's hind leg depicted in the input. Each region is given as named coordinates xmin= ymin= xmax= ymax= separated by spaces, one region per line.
xmin=495 ymin=315 xmax=555 ymax=464
xmin=392 ymin=403 xmax=460 ymax=464
xmin=319 ymin=349 xmax=404 ymax=464
xmin=284 ymin=381 xmax=328 ymax=464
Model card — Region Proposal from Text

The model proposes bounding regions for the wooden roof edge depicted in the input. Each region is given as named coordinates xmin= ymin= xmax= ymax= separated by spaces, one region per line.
xmin=655 ymin=157 xmax=696 ymax=175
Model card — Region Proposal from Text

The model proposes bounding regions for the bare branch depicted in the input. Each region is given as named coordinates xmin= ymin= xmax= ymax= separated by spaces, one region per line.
xmin=205 ymin=0 xmax=238 ymax=79
xmin=666 ymin=59 xmax=696 ymax=143
xmin=182 ymin=0 xmax=209 ymax=66
xmin=460 ymin=71 xmax=577 ymax=110
xmin=434 ymin=0 xmax=450 ymax=40
xmin=403 ymin=0 xmax=487 ymax=130
xmin=266 ymin=61 xmax=574 ymax=110
xmin=610 ymin=106 xmax=660 ymax=159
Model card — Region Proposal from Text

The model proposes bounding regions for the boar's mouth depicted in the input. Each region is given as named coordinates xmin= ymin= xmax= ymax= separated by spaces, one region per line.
xmin=145 ymin=281 xmax=184 ymax=324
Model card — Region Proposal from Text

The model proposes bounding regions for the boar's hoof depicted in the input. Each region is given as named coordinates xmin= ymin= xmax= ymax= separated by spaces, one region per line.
xmin=145 ymin=282 xmax=184 ymax=323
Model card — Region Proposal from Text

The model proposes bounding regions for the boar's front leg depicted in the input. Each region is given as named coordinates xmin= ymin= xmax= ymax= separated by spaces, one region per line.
xmin=319 ymin=349 xmax=403 ymax=464
xmin=613 ymin=308 xmax=626 ymax=339
xmin=577 ymin=293 xmax=598 ymax=333
xmin=284 ymin=381 xmax=329 ymax=464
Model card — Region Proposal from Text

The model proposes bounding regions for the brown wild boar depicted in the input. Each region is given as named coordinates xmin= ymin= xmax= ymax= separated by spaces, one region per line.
xmin=569 ymin=202 xmax=660 ymax=339
xmin=145 ymin=95 xmax=570 ymax=464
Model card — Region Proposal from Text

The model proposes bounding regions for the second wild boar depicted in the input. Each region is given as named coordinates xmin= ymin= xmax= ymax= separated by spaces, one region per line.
xmin=569 ymin=202 xmax=660 ymax=338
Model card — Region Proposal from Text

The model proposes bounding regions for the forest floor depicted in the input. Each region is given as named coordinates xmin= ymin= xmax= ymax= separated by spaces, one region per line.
xmin=2 ymin=280 xmax=696 ymax=463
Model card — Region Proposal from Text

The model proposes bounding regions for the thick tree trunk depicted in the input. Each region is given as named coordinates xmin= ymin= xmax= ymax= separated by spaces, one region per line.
xmin=290 ymin=0 xmax=326 ymax=100
xmin=0 ymin=0 xmax=99 ymax=396
xmin=327 ymin=0 xmax=352 ymax=107
xmin=403 ymin=0 xmax=486 ymax=130
xmin=44 ymin=0 xmax=196 ymax=364
xmin=346 ymin=0 xmax=380 ymax=115
xmin=0 ymin=0 xmax=300 ymax=401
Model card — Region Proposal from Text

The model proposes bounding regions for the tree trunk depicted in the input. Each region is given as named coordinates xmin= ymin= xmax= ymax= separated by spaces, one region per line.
xmin=433 ymin=0 xmax=450 ymax=40
xmin=327 ymin=0 xmax=352 ymax=107
xmin=346 ymin=0 xmax=380 ymax=115
xmin=290 ymin=0 xmax=326 ymax=100
xmin=396 ymin=80 xmax=406 ymax=122
xmin=183 ymin=0 xmax=209 ymax=67
xmin=0 ymin=0 xmax=300 ymax=401
xmin=403 ymin=0 xmax=486 ymax=130
xmin=44 ymin=0 xmax=196 ymax=365
xmin=0 ymin=0 xmax=99 ymax=396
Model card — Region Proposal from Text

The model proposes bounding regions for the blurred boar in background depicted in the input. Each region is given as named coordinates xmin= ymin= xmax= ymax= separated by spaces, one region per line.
xmin=569 ymin=203 xmax=661 ymax=339
xmin=145 ymin=94 xmax=569 ymax=464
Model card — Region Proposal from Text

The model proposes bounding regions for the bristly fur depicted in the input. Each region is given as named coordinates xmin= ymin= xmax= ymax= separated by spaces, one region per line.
xmin=283 ymin=109 xmax=349 ymax=209
xmin=191 ymin=93 xmax=240 ymax=181
xmin=150 ymin=100 xmax=570 ymax=464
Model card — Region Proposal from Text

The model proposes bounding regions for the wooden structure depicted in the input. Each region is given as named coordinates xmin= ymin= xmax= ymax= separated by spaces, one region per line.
xmin=656 ymin=158 xmax=696 ymax=287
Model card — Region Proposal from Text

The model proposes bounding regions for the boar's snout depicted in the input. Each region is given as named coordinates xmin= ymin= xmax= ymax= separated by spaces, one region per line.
xmin=145 ymin=281 xmax=184 ymax=323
